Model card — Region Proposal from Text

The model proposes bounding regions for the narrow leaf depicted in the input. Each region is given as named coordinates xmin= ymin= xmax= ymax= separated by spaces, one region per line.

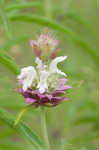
xmin=0 ymin=50 xmax=20 ymax=75
xmin=0 ymin=108 xmax=45 ymax=150
xmin=5 ymin=2 xmax=42 ymax=12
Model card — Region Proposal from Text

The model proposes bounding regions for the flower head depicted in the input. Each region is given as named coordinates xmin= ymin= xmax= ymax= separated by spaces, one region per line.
xmin=17 ymin=30 xmax=71 ymax=108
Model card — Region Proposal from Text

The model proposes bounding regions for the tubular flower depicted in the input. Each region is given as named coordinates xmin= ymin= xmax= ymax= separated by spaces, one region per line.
xmin=17 ymin=31 xmax=71 ymax=107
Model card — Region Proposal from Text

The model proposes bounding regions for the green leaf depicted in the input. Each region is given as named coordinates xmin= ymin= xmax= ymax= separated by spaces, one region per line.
xmin=20 ymin=123 xmax=45 ymax=150
xmin=5 ymin=2 xmax=42 ymax=12
xmin=0 ymin=108 xmax=45 ymax=150
xmin=0 ymin=50 xmax=20 ymax=75
xmin=9 ymin=14 xmax=99 ymax=65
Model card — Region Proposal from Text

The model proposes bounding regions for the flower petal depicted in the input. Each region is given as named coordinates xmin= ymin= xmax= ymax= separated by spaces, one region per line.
xmin=37 ymin=70 xmax=49 ymax=93
xmin=49 ymin=56 xmax=67 ymax=76
xmin=18 ymin=66 xmax=37 ymax=91
xmin=26 ymin=98 xmax=36 ymax=104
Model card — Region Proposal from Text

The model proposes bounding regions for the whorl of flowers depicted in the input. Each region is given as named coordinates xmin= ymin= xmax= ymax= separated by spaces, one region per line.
xmin=17 ymin=30 xmax=71 ymax=107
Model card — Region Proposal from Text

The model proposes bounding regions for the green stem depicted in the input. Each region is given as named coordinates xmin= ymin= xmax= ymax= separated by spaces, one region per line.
xmin=41 ymin=107 xmax=50 ymax=150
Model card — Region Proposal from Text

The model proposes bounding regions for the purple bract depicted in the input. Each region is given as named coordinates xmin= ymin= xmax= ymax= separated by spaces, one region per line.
xmin=18 ymin=79 xmax=71 ymax=107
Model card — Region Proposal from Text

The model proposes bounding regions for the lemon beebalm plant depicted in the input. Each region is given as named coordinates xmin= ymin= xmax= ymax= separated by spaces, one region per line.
xmin=16 ymin=30 xmax=72 ymax=150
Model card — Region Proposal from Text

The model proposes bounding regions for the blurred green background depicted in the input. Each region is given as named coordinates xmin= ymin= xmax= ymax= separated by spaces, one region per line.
xmin=0 ymin=0 xmax=99 ymax=150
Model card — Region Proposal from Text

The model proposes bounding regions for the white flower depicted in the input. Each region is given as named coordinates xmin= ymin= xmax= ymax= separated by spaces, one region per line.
xmin=18 ymin=56 xmax=67 ymax=93
xmin=49 ymin=56 xmax=67 ymax=76
xmin=17 ymin=66 xmax=37 ymax=91
xmin=37 ymin=70 xmax=49 ymax=93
